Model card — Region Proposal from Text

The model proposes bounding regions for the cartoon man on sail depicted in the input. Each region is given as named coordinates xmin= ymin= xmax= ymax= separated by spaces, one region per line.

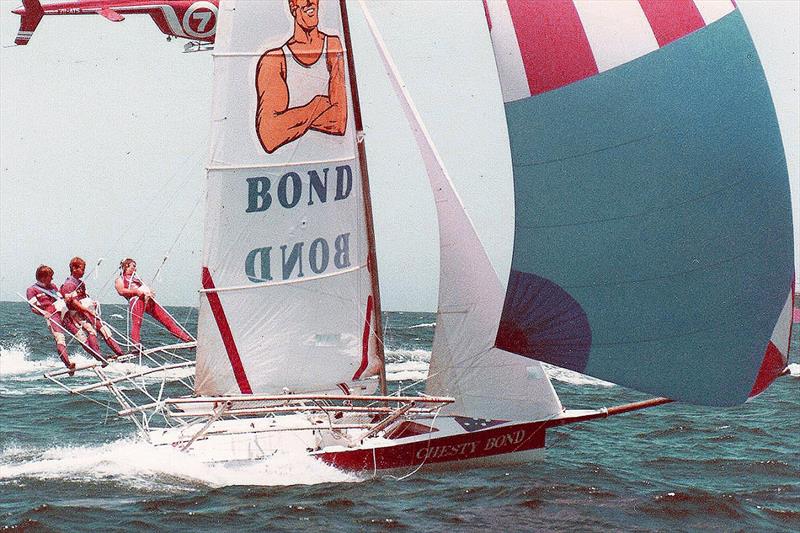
xmin=255 ymin=0 xmax=347 ymax=154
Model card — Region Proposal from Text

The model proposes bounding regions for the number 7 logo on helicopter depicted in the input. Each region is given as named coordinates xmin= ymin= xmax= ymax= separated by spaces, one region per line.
xmin=183 ymin=1 xmax=217 ymax=40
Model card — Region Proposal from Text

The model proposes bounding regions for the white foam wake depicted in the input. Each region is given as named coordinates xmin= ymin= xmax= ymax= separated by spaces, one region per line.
xmin=408 ymin=322 xmax=436 ymax=329
xmin=384 ymin=348 xmax=431 ymax=363
xmin=543 ymin=364 xmax=615 ymax=388
xmin=98 ymin=357 xmax=196 ymax=382
xmin=380 ymin=349 xmax=617 ymax=387
xmin=0 ymin=346 xmax=194 ymax=398
xmin=386 ymin=360 xmax=429 ymax=382
xmin=787 ymin=363 xmax=800 ymax=376
xmin=0 ymin=439 xmax=360 ymax=489
xmin=386 ymin=371 xmax=428 ymax=382
xmin=0 ymin=343 xmax=51 ymax=377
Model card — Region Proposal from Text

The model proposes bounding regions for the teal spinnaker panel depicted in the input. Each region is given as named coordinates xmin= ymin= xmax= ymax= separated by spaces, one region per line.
xmin=495 ymin=11 xmax=793 ymax=406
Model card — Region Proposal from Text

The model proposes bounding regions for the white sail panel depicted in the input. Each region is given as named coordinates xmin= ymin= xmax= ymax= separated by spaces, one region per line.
xmin=360 ymin=2 xmax=562 ymax=422
xmin=195 ymin=0 xmax=379 ymax=396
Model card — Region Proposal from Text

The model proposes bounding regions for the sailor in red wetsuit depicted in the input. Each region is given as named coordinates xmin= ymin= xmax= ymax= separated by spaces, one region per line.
xmin=26 ymin=265 xmax=75 ymax=375
xmin=115 ymin=258 xmax=192 ymax=349
xmin=61 ymin=256 xmax=125 ymax=358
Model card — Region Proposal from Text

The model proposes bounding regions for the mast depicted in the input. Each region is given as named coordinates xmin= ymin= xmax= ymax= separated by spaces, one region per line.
xmin=357 ymin=0 xmax=563 ymax=422
xmin=339 ymin=0 xmax=387 ymax=395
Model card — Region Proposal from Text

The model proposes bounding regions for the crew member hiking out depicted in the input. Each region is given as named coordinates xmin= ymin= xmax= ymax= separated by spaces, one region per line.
xmin=26 ymin=265 xmax=75 ymax=375
xmin=61 ymin=256 xmax=125 ymax=358
xmin=115 ymin=258 xmax=192 ymax=350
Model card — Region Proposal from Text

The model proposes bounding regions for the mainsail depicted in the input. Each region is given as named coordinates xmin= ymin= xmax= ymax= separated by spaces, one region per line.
xmin=485 ymin=0 xmax=794 ymax=406
xmin=360 ymin=1 xmax=562 ymax=423
xmin=195 ymin=0 xmax=382 ymax=396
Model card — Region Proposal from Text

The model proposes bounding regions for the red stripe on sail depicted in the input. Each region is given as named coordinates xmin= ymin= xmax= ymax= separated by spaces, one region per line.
xmin=353 ymin=295 xmax=374 ymax=381
xmin=507 ymin=0 xmax=598 ymax=95
xmin=201 ymin=267 xmax=252 ymax=394
xmin=482 ymin=0 xmax=492 ymax=31
xmin=638 ymin=0 xmax=705 ymax=47
xmin=749 ymin=341 xmax=787 ymax=398
xmin=790 ymin=278 xmax=795 ymax=345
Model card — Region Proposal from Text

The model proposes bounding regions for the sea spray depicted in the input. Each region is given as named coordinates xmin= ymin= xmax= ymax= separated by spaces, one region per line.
xmin=384 ymin=348 xmax=431 ymax=382
xmin=0 ymin=343 xmax=49 ymax=377
xmin=543 ymin=364 xmax=615 ymax=388
xmin=408 ymin=322 xmax=436 ymax=329
xmin=0 ymin=439 xmax=360 ymax=490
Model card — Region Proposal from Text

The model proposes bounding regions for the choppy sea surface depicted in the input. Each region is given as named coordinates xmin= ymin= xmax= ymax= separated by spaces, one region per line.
xmin=1 ymin=301 xmax=798 ymax=532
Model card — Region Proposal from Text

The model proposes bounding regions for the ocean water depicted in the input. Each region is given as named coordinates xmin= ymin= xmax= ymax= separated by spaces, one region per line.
xmin=1 ymin=301 xmax=798 ymax=532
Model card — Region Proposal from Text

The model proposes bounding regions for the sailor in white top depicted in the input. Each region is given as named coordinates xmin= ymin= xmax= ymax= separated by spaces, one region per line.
xmin=255 ymin=0 xmax=347 ymax=154
xmin=283 ymin=35 xmax=330 ymax=109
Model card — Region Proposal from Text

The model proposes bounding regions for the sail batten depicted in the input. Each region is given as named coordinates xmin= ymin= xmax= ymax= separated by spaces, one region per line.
xmin=208 ymin=156 xmax=355 ymax=171
xmin=199 ymin=264 xmax=366 ymax=293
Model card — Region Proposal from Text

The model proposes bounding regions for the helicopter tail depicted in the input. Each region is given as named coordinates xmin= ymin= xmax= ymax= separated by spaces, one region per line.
xmin=13 ymin=0 xmax=44 ymax=45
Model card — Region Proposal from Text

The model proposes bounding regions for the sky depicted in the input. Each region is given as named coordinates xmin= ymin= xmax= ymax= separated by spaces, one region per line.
xmin=0 ymin=0 xmax=798 ymax=311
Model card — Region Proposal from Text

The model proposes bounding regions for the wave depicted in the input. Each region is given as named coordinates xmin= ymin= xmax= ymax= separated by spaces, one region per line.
xmin=542 ymin=364 xmax=615 ymax=387
xmin=384 ymin=349 xmax=430 ymax=363
xmin=408 ymin=322 xmax=436 ymax=329
xmin=387 ymin=361 xmax=428 ymax=373
xmin=99 ymin=358 xmax=195 ymax=382
xmin=380 ymin=351 xmax=617 ymax=387
xmin=0 ymin=347 xmax=194 ymax=398
xmin=0 ymin=439 xmax=360 ymax=489
xmin=787 ymin=363 xmax=800 ymax=376
xmin=386 ymin=370 xmax=428 ymax=382
xmin=0 ymin=343 xmax=51 ymax=377
xmin=386 ymin=359 xmax=429 ymax=382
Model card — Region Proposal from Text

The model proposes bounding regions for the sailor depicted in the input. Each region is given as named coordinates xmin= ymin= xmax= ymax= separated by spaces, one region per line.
xmin=61 ymin=256 xmax=125 ymax=358
xmin=26 ymin=265 xmax=75 ymax=375
xmin=115 ymin=258 xmax=192 ymax=349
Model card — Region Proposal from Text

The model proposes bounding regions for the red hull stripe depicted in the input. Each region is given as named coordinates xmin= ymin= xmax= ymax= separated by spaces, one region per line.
xmin=352 ymin=295 xmax=373 ymax=381
xmin=507 ymin=0 xmax=598 ymax=96
xmin=201 ymin=267 xmax=252 ymax=394
xmin=638 ymin=0 xmax=705 ymax=47
xmin=316 ymin=420 xmax=547 ymax=471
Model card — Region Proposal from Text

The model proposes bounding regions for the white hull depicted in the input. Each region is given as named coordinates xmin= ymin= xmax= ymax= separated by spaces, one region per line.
xmin=145 ymin=410 xmax=601 ymax=472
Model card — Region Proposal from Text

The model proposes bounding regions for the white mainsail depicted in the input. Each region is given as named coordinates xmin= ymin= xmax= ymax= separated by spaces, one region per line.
xmin=195 ymin=0 xmax=381 ymax=396
xmin=360 ymin=2 xmax=563 ymax=422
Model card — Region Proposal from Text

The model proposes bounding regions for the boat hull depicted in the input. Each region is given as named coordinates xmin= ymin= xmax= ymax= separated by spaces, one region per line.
xmin=148 ymin=415 xmax=549 ymax=472
xmin=315 ymin=419 xmax=547 ymax=471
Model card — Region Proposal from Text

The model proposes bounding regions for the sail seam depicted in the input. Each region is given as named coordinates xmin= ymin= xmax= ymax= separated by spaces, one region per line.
xmin=207 ymin=156 xmax=355 ymax=171
xmin=199 ymin=264 xmax=366 ymax=293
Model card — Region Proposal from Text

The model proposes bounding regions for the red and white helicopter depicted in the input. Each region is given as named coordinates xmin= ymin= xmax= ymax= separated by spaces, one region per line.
xmin=12 ymin=0 xmax=218 ymax=51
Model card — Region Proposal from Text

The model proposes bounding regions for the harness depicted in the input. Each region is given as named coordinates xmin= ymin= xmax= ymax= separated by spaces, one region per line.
xmin=28 ymin=283 xmax=67 ymax=317
xmin=33 ymin=283 xmax=61 ymax=300
xmin=62 ymin=275 xmax=86 ymax=300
